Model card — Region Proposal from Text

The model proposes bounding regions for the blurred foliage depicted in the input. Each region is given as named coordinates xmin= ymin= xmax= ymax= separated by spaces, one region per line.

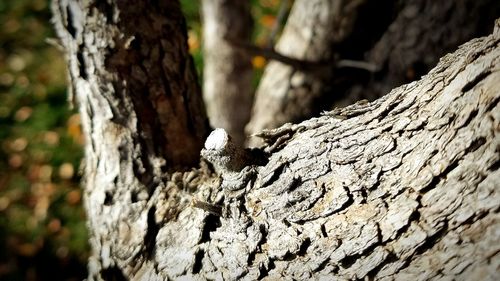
xmin=0 ymin=0 xmax=87 ymax=280
xmin=0 ymin=0 xmax=286 ymax=280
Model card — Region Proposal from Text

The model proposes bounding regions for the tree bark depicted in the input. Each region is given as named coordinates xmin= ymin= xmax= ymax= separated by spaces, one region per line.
xmin=51 ymin=0 xmax=210 ymax=279
xmin=342 ymin=0 xmax=500 ymax=106
xmin=246 ymin=0 xmax=369 ymax=144
xmin=201 ymin=0 xmax=253 ymax=145
xmin=246 ymin=0 xmax=500 ymax=146
xmin=54 ymin=0 xmax=499 ymax=279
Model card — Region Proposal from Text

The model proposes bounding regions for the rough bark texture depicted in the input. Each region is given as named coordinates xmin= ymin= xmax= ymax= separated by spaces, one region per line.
xmin=202 ymin=0 xmax=253 ymax=145
xmin=204 ymin=23 xmax=500 ymax=280
xmin=51 ymin=0 xmax=210 ymax=279
xmin=246 ymin=0 xmax=368 ymax=144
xmin=246 ymin=0 xmax=500 ymax=145
xmin=341 ymin=0 xmax=500 ymax=107
xmin=56 ymin=0 xmax=500 ymax=276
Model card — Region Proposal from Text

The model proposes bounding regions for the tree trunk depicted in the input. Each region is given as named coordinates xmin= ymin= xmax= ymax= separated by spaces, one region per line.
xmin=53 ymin=0 xmax=500 ymax=279
xmin=343 ymin=0 xmax=500 ymax=105
xmin=246 ymin=0 xmax=368 ymax=144
xmin=201 ymin=0 xmax=253 ymax=145
xmin=51 ymin=0 xmax=210 ymax=279
xmin=246 ymin=0 xmax=500 ymax=145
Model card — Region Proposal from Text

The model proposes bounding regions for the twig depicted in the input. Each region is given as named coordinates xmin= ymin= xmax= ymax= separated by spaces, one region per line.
xmin=229 ymin=39 xmax=378 ymax=73
xmin=336 ymin=59 xmax=378 ymax=72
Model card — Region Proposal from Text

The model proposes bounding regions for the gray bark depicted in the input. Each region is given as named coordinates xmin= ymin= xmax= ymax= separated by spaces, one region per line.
xmin=246 ymin=0 xmax=500 ymax=146
xmin=344 ymin=0 xmax=500 ymax=106
xmin=51 ymin=0 xmax=210 ymax=279
xmin=53 ymin=0 xmax=500 ymax=279
xmin=201 ymin=0 xmax=253 ymax=145
xmin=245 ymin=0 xmax=369 ymax=145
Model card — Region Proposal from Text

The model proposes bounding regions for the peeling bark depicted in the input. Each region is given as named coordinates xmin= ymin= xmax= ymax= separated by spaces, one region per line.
xmin=201 ymin=0 xmax=253 ymax=145
xmin=54 ymin=0 xmax=500 ymax=279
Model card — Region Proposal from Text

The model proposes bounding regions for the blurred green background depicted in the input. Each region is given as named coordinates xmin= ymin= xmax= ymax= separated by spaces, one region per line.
xmin=0 ymin=0 xmax=283 ymax=280
xmin=0 ymin=0 xmax=87 ymax=280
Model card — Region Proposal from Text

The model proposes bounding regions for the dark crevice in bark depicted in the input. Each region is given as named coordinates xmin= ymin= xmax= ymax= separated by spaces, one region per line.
xmin=464 ymin=136 xmax=486 ymax=154
xmin=331 ymin=186 xmax=355 ymax=217
xmin=484 ymin=95 xmax=500 ymax=113
xmin=258 ymin=223 xmax=268 ymax=249
xmin=320 ymin=224 xmax=328 ymax=238
xmin=94 ymin=1 xmax=114 ymax=23
xmin=261 ymin=163 xmax=287 ymax=188
xmin=286 ymin=177 xmax=302 ymax=193
xmin=458 ymin=209 xmax=489 ymax=228
xmin=257 ymin=258 xmax=275 ymax=280
xmin=462 ymin=66 xmax=491 ymax=93
xmin=419 ymin=159 xmax=460 ymax=193
xmin=144 ymin=206 xmax=159 ymax=259
xmin=65 ymin=5 xmax=77 ymax=38
xmin=413 ymin=221 xmax=449 ymax=256
xmin=76 ymin=48 xmax=88 ymax=80
xmin=104 ymin=191 xmax=114 ymax=206
xmin=340 ymin=223 xmax=382 ymax=269
xmin=199 ymin=214 xmax=221 ymax=244
xmin=459 ymin=109 xmax=479 ymax=130
xmin=488 ymin=158 xmax=500 ymax=172
xmin=192 ymin=249 xmax=204 ymax=274
xmin=313 ymin=258 xmax=331 ymax=273
xmin=100 ymin=265 xmax=127 ymax=281
xmin=391 ymin=222 xmax=450 ymax=276
xmin=389 ymin=202 xmax=421 ymax=244
xmin=366 ymin=251 xmax=399 ymax=279
xmin=297 ymin=237 xmax=311 ymax=257
xmin=358 ymin=189 xmax=368 ymax=203
xmin=247 ymin=250 xmax=256 ymax=266
xmin=131 ymin=191 xmax=139 ymax=203
xmin=379 ymin=101 xmax=401 ymax=120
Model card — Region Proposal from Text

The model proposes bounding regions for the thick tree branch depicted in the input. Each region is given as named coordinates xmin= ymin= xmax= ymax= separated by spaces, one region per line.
xmin=246 ymin=0 xmax=500 ymax=146
xmin=246 ymin=0 xmax=369 ymax=145
xmin=340 ymin=0 xmax=500 ymax=106
xmin=53 ymin=0 xmax=499 ymax=278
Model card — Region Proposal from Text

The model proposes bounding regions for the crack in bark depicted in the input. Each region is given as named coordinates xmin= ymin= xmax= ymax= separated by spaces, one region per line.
xmin=199 ymin=213 xmax=221 ymax=244
xmin=192 ymin=249 xmax=204 ymax=274
xmin=462 ymin=70 xmax=492 ymax=92
xmin=100 ymin=265 xmax=127 ymax=281
xmin=144 ymin=207 xmax=159 ymax=259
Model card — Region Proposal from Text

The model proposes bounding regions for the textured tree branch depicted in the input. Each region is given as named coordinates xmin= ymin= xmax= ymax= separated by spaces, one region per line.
xmin=208 ymin=21 xmax=500 ymax=280
xmin=339 ymin=0 xmax=500 ymax=107
xmin=246 ymin=0 xmax=369 ymax=146
xmin=54 ymin=0 xmax=500 ymax=279
xmin=246 ymin=0 xmax=500 ymax=146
